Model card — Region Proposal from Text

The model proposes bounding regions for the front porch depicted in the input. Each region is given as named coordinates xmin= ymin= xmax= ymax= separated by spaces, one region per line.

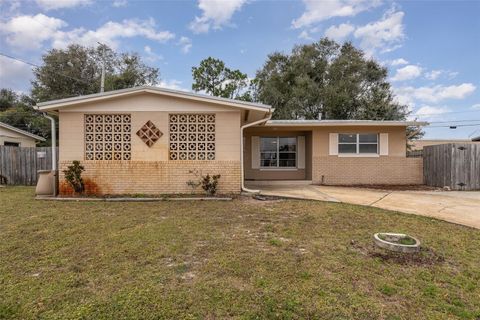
xmin=243 ymin=127 xmax=313 ymax=182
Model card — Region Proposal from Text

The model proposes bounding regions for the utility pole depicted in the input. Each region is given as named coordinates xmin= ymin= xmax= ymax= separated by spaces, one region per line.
xmin=97 ymin=42 xmax=105 ymax=93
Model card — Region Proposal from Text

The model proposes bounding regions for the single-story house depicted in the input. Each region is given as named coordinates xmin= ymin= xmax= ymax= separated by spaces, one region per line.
xmin=36 ymin=86 xmax=427 ymax=195
xmin=0 ymin=121 xmax=46 ymax=147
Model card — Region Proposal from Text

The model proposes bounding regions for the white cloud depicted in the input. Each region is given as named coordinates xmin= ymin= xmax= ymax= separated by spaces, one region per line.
xmin=391 ymin=65 xmax=422 ymax=82
xmin=390 ymin=58 xmax=408 ymax=66
xmin=299 ymin=30 xmax=314 ymax=40
xmin=0 ymin=0 xmax=21 ymax=14
xmin=471 ymin=104 xmax=480 ymax=110
xmin=425 ymin=69 xmax=458 ymax=80
xmin=395 ymin=83 xmax=476 ymax=104
xmin=292 ymin=0 xmax=381 ymax=28
xmin=324 ymin=23 xmax=354 ymax=40
xmin=144 ymin=45 xmax=153 ymax=54
xmin=425 ymin=70 xmax=442 ymax=80
xmin=158 ymin=79 xmax=188 ymax=91
xmin=189 ymin=0 xmax=247 ymax=34
xmin=0 ymin=14 xmax=67 ymax=50
xmin=178 ymin=36 xmax=192 ymax=53
xmin=0 ymin=55 xmax=33 ymax=91
xmin=35 ymin=0 xmax=92 ymax=10
xmin=415 ymin=105 xmax=450 ymax=117
xmin=112 ymin=0 xmax=127 ymax=7
xmin=354 ymin=9 xmax=405 ymax=55
xmin=53 ymin=18 xmax=175 ymax=49
xmin=447 ymin=71 xmax=459 ymax=79
xmin=298 ymin=26 xmax=322 ymax=40
xmin=0 ymin=14 xmax=175 ymax=51
xmin=143 ymin=45 xmax=163 ymax=62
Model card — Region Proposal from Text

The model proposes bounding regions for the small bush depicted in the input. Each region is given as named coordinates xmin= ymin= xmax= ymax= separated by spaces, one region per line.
xmin=63 ymin=160 xmax=85 ymax=193
xmin=201 ymin=174 xmax=221 ymax=196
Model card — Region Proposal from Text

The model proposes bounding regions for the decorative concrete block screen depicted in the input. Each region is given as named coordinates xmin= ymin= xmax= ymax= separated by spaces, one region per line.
xmin=169 ymin=114 xmax=215 ymax=160
xmin=84 ymin=114 xmax=131 ymax=160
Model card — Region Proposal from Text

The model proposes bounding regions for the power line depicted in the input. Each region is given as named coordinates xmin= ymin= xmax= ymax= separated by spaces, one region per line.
xmin=0 ymin=52 xmax=91 ymax=85
xmin=427 ymin=124 xmax=480 ymax=128
xmin=427 ymin=119 xmax=480 ymax=123
xmin=416 ymin=109 xmax=480 ymax=116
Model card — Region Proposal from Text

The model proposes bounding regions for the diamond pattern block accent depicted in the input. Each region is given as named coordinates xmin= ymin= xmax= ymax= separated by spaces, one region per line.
xmin=136 ymin=121 xmax=163 ymax=147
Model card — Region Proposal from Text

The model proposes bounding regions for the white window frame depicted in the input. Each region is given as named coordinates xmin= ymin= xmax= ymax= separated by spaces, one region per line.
xmin=338 ymin=133 xmax=379 ymax=156
xmin=260 ymin=136 xmax=297 ymax=169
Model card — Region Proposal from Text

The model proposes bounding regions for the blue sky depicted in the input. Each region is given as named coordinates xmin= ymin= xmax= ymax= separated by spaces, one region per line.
xmin=1 ymin=0 xmax=479 ymax=139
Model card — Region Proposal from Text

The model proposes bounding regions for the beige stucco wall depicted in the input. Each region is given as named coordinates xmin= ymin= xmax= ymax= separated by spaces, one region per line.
xmin=0 ymin=127 xmax=37 ymax=147
xmin=58 ymin=93 xmax=242 ymax=194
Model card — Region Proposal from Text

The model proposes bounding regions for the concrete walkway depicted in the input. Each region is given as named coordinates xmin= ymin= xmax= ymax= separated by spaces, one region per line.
xmin=246 ymin=183 xmax=480 ymax=229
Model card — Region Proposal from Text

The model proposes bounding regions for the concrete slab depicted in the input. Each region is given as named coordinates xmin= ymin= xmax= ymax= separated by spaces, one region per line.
xmin=246 ymin=183 xmax=339 ymax=202
xmin=314 ymin=185 xmax=390 ymax=206
xmin=246 ymin=182 xmax=480 ymax=229
xmin=371 ymin=191 xmax=480 ymax=228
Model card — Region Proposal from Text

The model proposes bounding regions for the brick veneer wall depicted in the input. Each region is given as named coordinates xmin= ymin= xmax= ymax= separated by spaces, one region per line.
xmin=59 ymin=160 xmax=241 ymax=195
xmin=312 ymin=157 xmax=423 ymax=185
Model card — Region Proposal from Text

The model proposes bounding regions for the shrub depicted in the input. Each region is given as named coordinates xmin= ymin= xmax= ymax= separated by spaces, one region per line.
xmin=63 ymin=160 xmax=85 ymax=193
xmin=201 ymin=174 xmax=221 ymax=196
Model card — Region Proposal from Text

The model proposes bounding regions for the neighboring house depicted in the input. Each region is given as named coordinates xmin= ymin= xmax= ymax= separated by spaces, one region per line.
xmin=0 ymin=121 xmax=46 ymax=147
xmin=472 ymin=136 xmax=480 ymax=142
xmin=37 ymin=86 xmax=427 ymax=195
xmin=411 ymin=139 xmax=478 ymax=150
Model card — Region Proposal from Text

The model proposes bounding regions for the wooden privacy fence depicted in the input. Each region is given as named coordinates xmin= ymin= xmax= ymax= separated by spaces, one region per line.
xmin=0 ymin=146 xmax=57 ymax=186
xmin=423 ymin=143 xmax=480 ymax=190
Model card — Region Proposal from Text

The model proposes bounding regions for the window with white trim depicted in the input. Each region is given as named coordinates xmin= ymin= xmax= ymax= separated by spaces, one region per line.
xmin=338 ymin=133 xmax=378 ymax=154
xmin=260 ymin=137 xmax=296 ymax=168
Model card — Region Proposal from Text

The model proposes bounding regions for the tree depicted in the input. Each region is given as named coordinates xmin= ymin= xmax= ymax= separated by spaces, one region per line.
xmin=254 ymin=38 xmax=409 ymax=122
xmin=192 ymin=57 xmax=251 ymax=100
xmin=31 ymin=44 xmax=159 ymax=102
xmin=106 ymin=53 xmax=159 ymax=90
xmin=0 ymin=89 xmax=18 ymax=112
xmin=0 ymin=89 xmax=51 ymax=145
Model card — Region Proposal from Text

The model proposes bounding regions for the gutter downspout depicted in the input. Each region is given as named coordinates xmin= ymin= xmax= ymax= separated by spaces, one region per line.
xmin=240 ymin=111 xmax=272 ymax=193
xmin=42 ymin=113 xmax=57 ymax=196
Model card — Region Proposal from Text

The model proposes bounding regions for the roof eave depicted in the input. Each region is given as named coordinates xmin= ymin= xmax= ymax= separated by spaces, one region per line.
xmin=0 ymin=122 xmax=46 ymax=141
xmin=263 ymin=120 xmax=429 ymax=127
xmin=36 ymin=86 xmax=272 ymax=113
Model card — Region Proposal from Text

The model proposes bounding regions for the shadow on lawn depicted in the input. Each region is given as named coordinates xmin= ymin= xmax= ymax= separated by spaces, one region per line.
xmin=350 ymin=241 xmax=446 ymax=266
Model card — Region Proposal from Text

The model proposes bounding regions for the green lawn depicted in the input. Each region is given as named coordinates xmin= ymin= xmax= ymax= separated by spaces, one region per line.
xmin=1 ymin=187 xmax=479 ymax=319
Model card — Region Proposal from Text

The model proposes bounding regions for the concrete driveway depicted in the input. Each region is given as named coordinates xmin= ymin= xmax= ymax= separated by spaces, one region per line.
xmin=246 ymin=182 xmax=480 ymax=229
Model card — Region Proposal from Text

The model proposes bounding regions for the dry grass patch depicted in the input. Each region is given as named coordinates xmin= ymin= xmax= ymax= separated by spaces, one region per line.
xmin=1 ymin=187 xmax=479 ymax=319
